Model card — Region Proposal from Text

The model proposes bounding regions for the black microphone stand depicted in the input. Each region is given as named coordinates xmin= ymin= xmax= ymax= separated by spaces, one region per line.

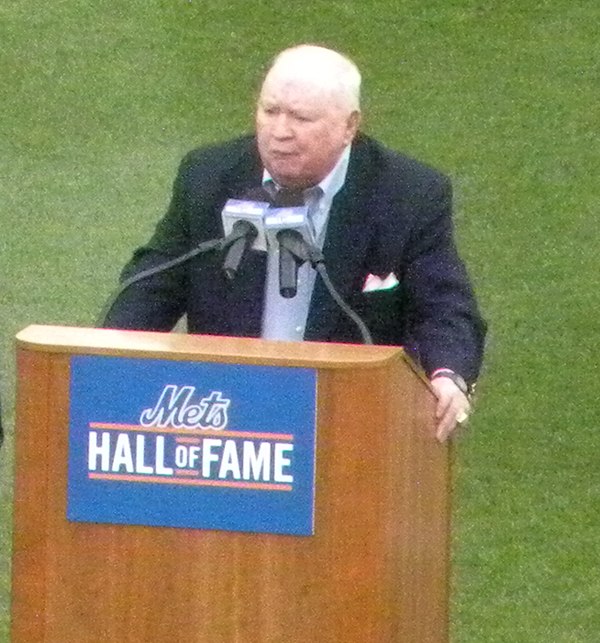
xmin=97 ymin=222 xmax=255 ymax=327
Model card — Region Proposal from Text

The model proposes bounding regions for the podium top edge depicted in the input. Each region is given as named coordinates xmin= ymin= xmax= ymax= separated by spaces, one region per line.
xmin=15 ymin=325 xmax=407 ymax=369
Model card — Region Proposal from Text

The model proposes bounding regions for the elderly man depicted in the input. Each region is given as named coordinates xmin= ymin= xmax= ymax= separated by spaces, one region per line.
xmin=102 ymin=44 xmax=486 ymax=441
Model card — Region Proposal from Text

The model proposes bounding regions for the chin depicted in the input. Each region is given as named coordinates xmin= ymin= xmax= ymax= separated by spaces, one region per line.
xmin=269 ymin=167 xmax=305 ymax=188
xmin=277 ymin=175 xmax=312 ymax=189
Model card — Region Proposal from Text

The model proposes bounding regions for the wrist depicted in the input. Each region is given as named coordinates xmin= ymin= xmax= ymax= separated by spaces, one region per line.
xmin=430 ymin=368 xmax=472 ymax=398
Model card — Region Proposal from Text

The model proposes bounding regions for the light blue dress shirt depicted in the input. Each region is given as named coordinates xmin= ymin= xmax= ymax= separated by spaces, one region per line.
xmin=261 ymin=146 xmax=351 ymax=341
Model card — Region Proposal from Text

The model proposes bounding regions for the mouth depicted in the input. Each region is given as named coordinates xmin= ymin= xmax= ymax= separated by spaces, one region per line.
xmin=270 ymin=150 xmax=297 ymax=159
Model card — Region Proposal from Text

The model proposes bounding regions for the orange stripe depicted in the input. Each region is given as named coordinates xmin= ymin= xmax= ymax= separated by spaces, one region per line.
xmin=88 ymin=472 xmax=292 ymax=492
xmin=89 ymin=422 xmax=293 ymax=441
xmin=175 ymin=437 xmax=202 ymax=444
xmin=175 ymin=469 xmax=200 ymax=476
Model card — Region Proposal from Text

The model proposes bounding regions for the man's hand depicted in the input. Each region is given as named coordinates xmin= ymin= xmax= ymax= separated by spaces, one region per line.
xmin=429 ymin=376 xmax=471 ymax=442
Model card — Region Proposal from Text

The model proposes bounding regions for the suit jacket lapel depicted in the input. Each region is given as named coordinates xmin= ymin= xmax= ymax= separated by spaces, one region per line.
xmin=305 ymin=136 xmax=377 ymax=341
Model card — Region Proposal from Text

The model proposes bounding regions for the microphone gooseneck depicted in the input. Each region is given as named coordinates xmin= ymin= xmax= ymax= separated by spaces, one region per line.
xmin=314 ymin=263 xmax=373 ymax=345
xmin=97 ymin=236 xmax=223 ymax=327
xmin=100 ymin=188 xmax=272 ymax=327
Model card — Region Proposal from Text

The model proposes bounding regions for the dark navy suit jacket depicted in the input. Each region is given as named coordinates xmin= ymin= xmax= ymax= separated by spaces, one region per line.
xmin=103 ymin=134 xmax=486 ymax=384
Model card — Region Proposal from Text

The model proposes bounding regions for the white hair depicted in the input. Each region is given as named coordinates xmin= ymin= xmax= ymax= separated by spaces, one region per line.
xmin=264 ymin=44 xmax=361 ymax=112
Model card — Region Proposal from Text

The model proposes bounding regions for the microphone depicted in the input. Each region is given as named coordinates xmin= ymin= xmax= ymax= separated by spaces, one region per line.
xmin=220 ymin=187 xmax=271 ymax=280
xmin=264 ymin=191 xmax=323 ymax=298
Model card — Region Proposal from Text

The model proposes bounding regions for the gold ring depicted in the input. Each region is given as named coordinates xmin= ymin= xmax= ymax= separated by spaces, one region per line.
xmin=456 ymin=410 xmax=469 ymax=425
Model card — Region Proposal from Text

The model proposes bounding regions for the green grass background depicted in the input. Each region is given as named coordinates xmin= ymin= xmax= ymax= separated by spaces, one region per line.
xmin=1 ymin=1 xmax=598 ymax=640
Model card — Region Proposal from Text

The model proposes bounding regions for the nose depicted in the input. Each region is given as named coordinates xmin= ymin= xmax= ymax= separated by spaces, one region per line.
xmin=271 ymin=113 xmax=293 ymax=139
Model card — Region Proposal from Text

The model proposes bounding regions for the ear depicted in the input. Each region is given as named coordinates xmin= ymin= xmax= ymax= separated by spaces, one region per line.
xmin=344 ymin=110 xmax=362 ymax=144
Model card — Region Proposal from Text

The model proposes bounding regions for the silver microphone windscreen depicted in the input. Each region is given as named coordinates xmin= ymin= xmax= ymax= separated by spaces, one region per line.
xmin=220 ymin=192 xmax=271 ymax=252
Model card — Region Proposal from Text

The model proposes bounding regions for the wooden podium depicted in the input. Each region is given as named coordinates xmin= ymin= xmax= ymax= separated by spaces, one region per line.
xmin=12 ymin=325 xmax=450 ymax=642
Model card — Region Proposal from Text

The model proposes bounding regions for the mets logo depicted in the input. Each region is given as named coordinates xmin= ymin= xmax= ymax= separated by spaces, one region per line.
xmin=139 ymin=385 xmax=230 ymax=430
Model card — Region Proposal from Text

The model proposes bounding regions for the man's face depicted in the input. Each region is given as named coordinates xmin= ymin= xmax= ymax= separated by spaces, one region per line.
xmin=256 ymin=77 xmax=359 ymax=189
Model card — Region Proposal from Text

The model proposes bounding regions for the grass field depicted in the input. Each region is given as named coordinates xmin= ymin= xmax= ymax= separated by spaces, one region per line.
xmin=1 ymin=1 xmax=598 ymax=640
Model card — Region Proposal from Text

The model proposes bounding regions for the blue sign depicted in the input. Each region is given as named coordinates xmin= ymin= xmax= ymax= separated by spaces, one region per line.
xmin=67 ymin=355 xmax=317 ymax=535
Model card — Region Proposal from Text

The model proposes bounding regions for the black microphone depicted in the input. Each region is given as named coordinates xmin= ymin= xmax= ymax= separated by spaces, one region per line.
xmin=276 ymin=228 xmax=315 ymax=298
xmin=264 ymin=190 xmax=322 ymax=298
xmin=221 ymin=187 xmax=271 ymax=280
